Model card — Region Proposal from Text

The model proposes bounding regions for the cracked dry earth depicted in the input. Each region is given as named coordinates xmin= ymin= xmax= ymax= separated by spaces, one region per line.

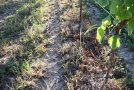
xmin=35 ymin=0 xmax=80 ymax=90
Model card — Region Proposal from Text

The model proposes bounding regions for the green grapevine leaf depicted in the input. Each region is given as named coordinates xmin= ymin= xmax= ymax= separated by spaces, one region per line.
xmin=102 ymin=16 xmax=111 ymax=27
xmin=125 ymin=0 xmax=134 ymax=6
xmin=124 ymin=0 xmax=134 ymax=15
xmin=96 ymin=0 xmax=134 ymax=49
xmin=96 ymin=26 xmax=105 ymax=43
xmin=96 ymin=17 xmax=111 ymax=44
xmin=108 ymin=36 xmax=120 ymax=50
xmin=110 ymin=0 xmax=120 ymax=14
xmin=116 ymin=5 xmax=132 ymax=21
xmin=128 ymin=18 xmax=134 ymax=35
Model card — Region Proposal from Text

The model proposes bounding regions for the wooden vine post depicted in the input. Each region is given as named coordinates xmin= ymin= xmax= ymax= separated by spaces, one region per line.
xmin=79 ymin=0 xmax=83 ymax=61
xmin=79 ymin=0 xmax=83 ymax=43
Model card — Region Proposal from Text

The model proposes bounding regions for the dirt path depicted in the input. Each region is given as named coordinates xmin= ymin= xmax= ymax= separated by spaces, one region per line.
xmin=1 ymin=0 xmax=134 ymax=90
xmin=118 ymin=45 xmax=134 ymax=77
xmin=35 ymin=1 xmax=64 ymax=90
xmin=35 ymin=0 xmax=80 ymax=90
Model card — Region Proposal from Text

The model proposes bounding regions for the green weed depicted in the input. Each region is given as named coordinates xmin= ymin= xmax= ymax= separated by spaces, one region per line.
xmin=0 ymin=0 xmax=48 ymax=89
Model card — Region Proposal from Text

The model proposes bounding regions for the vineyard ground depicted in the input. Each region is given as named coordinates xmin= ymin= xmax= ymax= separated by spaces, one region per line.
xmin=0 ymin=0 xmax=134 ymax=90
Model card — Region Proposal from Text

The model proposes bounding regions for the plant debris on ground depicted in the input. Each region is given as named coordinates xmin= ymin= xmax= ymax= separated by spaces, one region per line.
xmin=0 ymin=0 xmax=134 ymax=90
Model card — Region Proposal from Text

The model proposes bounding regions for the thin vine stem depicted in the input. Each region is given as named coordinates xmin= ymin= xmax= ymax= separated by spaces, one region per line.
xmin=96 ymin=2 xmax=115 ymax=20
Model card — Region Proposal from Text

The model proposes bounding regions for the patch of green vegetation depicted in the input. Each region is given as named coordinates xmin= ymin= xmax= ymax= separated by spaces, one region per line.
xmin=0 ymin=51 xmax=30 ymax=77
xmin=126 ymin=78 xmax=134 ymax=85
xmin=113 ymin=64 xmax=128 ymax=79
xmin=112 ymin=59 xmax=134 ymax=89
xmin=114 ymin=71 xmax=134 ymax=89
xmin=6 ymin=59 xmax=30 ymax=75
xmin=0 ymin=0 xmax=49 ymax=89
